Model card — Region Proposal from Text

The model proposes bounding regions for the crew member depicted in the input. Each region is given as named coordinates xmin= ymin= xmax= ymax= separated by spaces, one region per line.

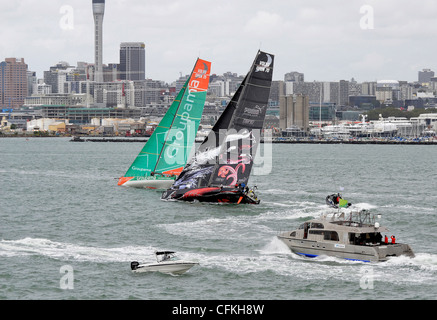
xmin=384 ymin=235 xmax=388 ymax=244
xmin=391 ymin=235 xmax=396 ymax=244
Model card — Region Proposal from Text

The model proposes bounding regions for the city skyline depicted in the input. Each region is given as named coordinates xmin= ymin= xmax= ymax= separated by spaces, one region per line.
xmin=1 ymin=1 xmax=437 ymax=84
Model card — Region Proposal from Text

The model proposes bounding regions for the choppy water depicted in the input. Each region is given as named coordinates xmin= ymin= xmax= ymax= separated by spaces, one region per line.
xmin=1 ymin=137 xmax=436 ymax=300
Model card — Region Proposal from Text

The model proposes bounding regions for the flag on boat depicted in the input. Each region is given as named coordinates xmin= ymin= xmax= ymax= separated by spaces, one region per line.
xmin=339 ymin=198 xmax=349 ymax=208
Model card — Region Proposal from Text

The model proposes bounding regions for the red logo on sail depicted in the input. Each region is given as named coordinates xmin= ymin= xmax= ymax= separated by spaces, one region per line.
xmin=217 ymin=163 xmax=245 ymax=186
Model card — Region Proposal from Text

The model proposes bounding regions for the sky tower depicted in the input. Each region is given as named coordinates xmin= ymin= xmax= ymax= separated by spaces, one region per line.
xmin=92 ymin=0 xmax=105 ymax=82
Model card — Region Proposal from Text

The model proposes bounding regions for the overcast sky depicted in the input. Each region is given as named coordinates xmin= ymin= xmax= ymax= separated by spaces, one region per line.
xmin=1 ymin=0 xmax=437 ymax=84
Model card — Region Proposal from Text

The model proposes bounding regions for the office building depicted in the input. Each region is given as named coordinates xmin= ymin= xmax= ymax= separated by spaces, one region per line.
xmin=120 ymin=42 xmax=145 ymax=81
xmin=27 ymin=71 xmax=38 ymax=96
xmin=418 ymin=68 xmax=434 ymax=85
xmin=0 ymin=58 xmax=28 ymax=109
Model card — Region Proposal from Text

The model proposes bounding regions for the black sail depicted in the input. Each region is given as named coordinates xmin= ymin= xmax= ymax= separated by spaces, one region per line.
xmin=162 ymin=50 xmax=274 ymax=203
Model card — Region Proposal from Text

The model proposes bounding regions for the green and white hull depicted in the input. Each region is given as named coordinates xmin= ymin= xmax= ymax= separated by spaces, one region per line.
xmin=119 ymin=175 xmax=176 ymax=190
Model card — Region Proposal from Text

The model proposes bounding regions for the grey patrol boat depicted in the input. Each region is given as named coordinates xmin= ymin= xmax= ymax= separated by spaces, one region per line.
xmin=278 ymin=209 xmax=414 ymax=262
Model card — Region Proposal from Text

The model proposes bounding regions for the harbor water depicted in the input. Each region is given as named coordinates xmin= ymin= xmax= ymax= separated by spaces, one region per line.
xmin=1 ymin=137 xmax=436 ymax=300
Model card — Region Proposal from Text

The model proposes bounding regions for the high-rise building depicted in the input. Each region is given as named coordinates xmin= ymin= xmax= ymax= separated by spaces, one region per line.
xmin=361 ymin=81 xmax=377 ymax=95
xmin=119 ymin=42 xmax=145 ymax=81
xmin=43 ymin=61 xmax=71 ymax=93
xmin=418 ymin=68 xmax=434 ymax=85
xmin=92 ymin=0 xmax=105 ymax=83
xmin=0 ymin=58 xmax=28 ymax=109
xmin=338 ymin=80 xmax=349 ymax=106
xmin=27 ymin=71 xmax=38 ymax=96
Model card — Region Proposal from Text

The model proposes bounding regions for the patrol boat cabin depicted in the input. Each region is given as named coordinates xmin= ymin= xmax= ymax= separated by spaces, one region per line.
xmin=278 ymin=209 xmax=414 ymax=262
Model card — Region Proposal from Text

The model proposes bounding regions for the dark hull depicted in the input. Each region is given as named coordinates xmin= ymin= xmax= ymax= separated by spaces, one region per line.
xmin=161 ymin=187 xmax=260 ymax=204
xmin=326 ymin=194 xmax=339 ymax=208
xmin=325 ymin=193 xmax=351 ymax=208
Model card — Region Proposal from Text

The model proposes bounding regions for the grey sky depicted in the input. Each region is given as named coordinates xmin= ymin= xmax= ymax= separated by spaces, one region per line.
xmin=1 ymin=0 xmax=437 ymax=83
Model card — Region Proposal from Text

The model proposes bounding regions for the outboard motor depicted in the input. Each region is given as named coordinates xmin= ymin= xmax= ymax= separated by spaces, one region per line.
xmin=131 ymin=261 xmax=140 ymax=270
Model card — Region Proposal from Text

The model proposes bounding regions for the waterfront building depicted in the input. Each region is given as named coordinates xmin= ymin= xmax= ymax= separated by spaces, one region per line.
xmin=38 ymin=105 xmax=140 ymax=125
xmin=411 ymin=113 xmax=437 ymax=132
xmin=349 ymin=95 xmax=378 ymax=110
xmin=336 ymin=110 xmax=361 ymax=121
xmin=309 ymin=102 xmax=336 ymax=122
xmin=0 ymin=108 xmax=40 ymax=129
xmin=0 ymin=58 xmax=28 ymax=109
xmin=119 ymin=42 xmax=145 ymax=81
xmin=23 ymin=93 xmax=91 ymax=108
xmin=280 ymin=94 xmax=309 ymax=133
xmin=26 ymin=118 xmax=67 ymax=131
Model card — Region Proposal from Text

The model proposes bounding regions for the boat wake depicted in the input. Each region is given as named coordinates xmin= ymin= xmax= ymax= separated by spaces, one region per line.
xmin=1 ymin=237 xmax=436 ymax=286
xmin=0 ymin=237 xmax=159 ymax=263
xmin=351 ymin=202 xmax=378 ymax=210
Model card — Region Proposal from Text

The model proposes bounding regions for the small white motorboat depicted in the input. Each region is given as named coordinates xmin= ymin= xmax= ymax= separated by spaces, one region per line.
xmin=130 ymin=251 xmax=198 ymax=275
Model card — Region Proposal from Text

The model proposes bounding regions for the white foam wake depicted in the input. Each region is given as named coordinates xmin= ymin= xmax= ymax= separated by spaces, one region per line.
xmin=2 ymin=237 xmax=436 ymax=285
xmin=0 ymin=237 xmax=154 ymax=263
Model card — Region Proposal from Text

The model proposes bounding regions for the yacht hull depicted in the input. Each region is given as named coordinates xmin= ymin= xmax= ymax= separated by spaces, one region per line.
xmin=278 ymin=236 xmax=415 ymax=262
xmin=118 ymin=176 xmax=175 ymax=189
xmin=131 ymin=261 xmax=198 ymax=275
xmin=162 ymin=187 xmax=260 ymax=204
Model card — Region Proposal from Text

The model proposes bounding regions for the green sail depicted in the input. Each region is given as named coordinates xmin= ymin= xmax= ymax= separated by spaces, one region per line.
xmin=122 ymin=79 xmax=189 ymax=178
xmin=153 ymin=84 xmax=207 ymax=175
xmin=119 ymin=58 xmax=211 ymax=183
